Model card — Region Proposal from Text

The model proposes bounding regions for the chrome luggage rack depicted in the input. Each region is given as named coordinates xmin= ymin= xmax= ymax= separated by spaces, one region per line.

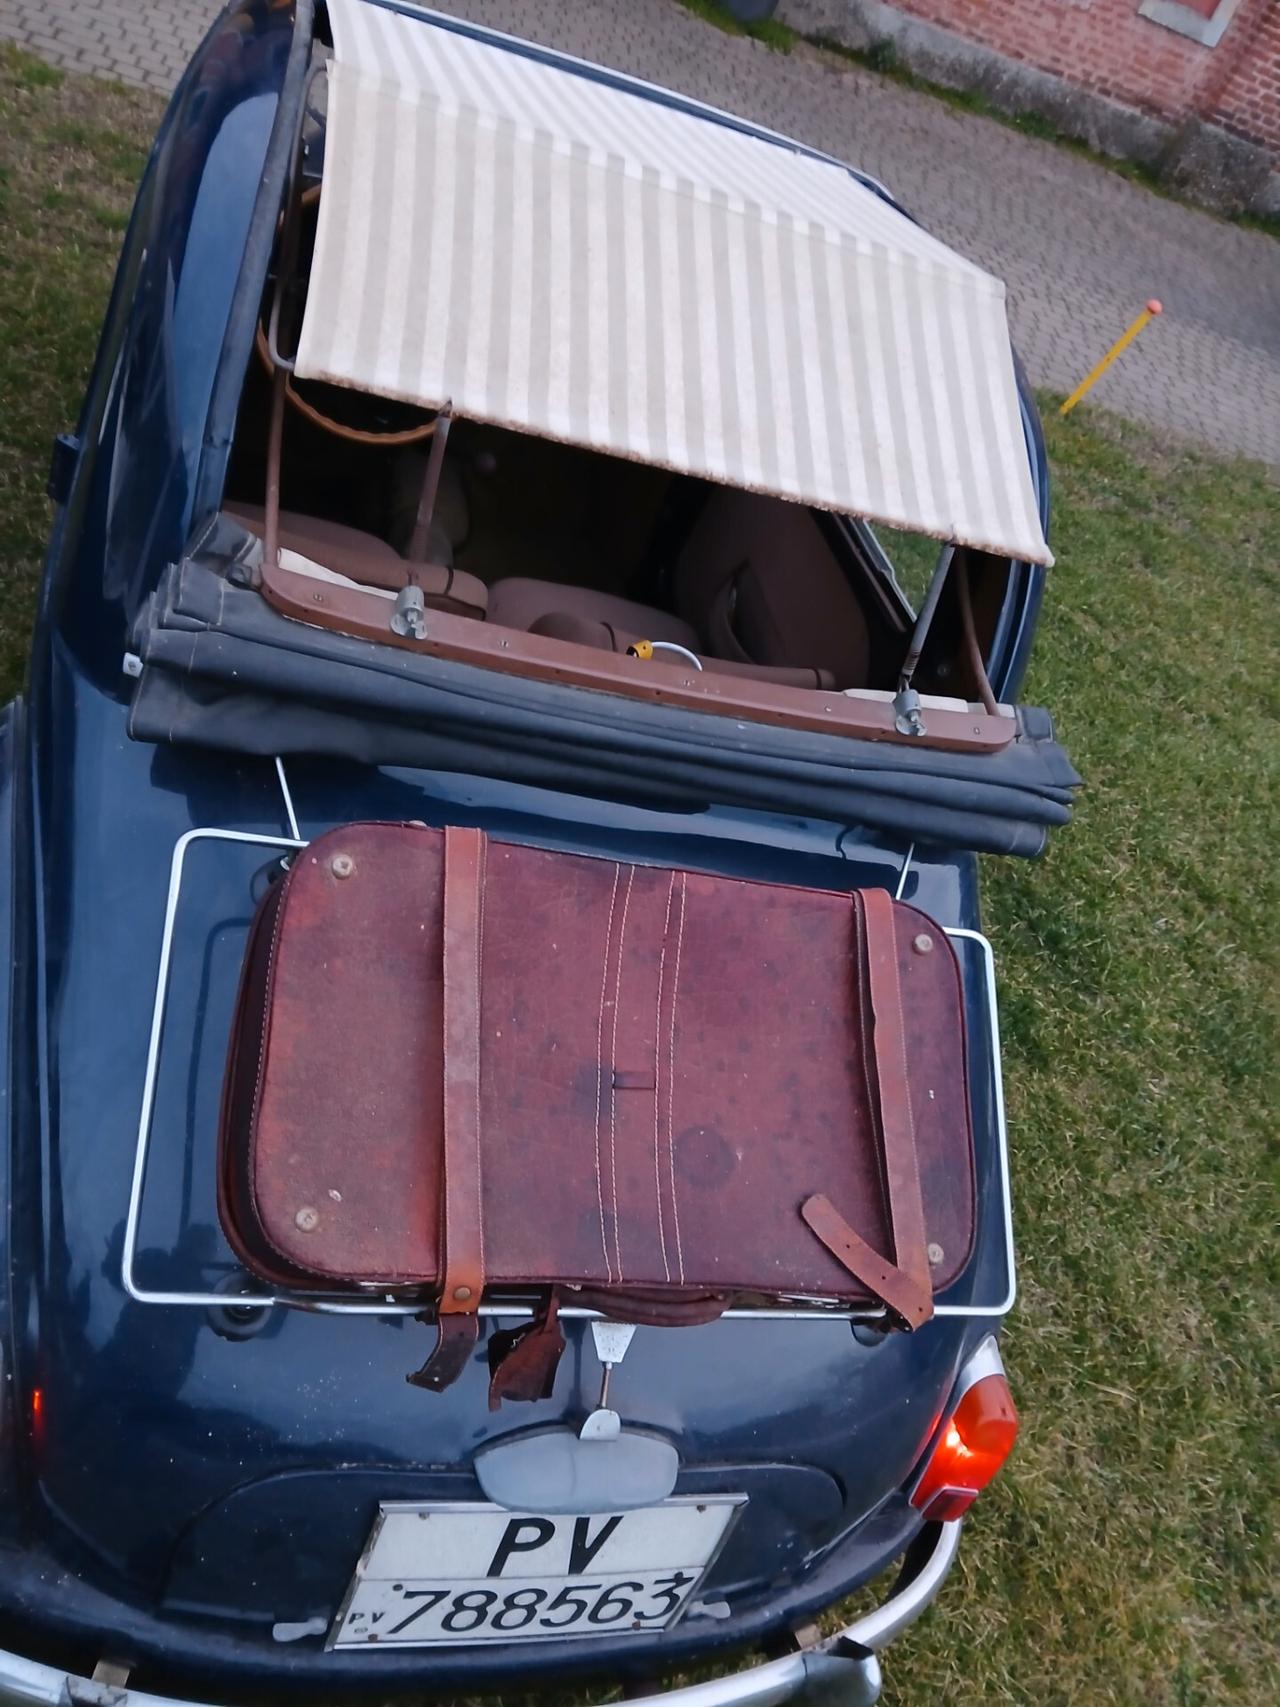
xmin=122 ymin=760 xmax=1015 ymax=1325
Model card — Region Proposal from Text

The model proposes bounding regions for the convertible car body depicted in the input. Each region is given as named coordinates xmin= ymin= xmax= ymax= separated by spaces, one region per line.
xmin=0 ymin=4 xmax=1075 ymax=1704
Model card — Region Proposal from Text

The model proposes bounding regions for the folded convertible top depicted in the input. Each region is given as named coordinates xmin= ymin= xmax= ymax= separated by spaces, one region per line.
xmin=128 ymin=529 xmax=1079 ymax=858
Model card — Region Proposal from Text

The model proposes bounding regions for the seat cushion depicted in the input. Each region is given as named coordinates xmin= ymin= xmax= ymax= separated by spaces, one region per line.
xmin=227 ymin=504 xmax=487 ymax=619
xmin=529 ymin=612 xmax=833 ymax=689
xmin=488 ymin=577 xmax=697 ymax=649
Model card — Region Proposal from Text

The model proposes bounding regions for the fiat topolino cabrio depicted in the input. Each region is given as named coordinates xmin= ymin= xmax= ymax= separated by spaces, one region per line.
xmin=0 ymin=3 xmax=1077 ymax=1704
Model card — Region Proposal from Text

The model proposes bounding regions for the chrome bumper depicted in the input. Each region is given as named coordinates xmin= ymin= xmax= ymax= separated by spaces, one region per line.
xmin=0 ymin=1521 xmax=960 ymax=1707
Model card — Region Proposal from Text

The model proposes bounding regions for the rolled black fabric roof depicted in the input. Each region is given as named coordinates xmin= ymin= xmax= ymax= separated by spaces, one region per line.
xmin=129 ymin=526 xmax=1079 ymax=857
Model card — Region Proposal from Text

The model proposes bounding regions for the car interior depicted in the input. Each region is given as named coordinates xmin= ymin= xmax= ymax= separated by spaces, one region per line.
xmin=222 ymin=340 xmax=921 ymax=697
xmin=213 ymin=155 xmax=1014 ymax=742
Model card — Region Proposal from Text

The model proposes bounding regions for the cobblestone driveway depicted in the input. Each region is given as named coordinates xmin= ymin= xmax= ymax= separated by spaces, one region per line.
xmin=4 ymin=0 xmax=1277 ymax=466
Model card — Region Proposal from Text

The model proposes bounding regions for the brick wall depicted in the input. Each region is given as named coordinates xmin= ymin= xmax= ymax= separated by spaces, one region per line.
xmin=1204 ymin=2 xmax=1280 ymax=150
xmin=884 ymin=0 xmax=1280 ymax=154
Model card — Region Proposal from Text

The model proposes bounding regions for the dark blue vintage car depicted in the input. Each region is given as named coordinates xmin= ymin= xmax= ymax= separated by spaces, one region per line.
xmin=0 ymin=3 xmax=1077 ymax=1704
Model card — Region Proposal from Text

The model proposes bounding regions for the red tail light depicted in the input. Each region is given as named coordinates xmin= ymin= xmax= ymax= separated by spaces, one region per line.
xmin=910 ymin=1350 xmax=1019 ymax=1522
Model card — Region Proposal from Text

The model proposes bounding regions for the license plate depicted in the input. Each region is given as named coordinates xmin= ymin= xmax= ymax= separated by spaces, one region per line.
xmin=329 ymin=1497 xmax=745 ymax=1647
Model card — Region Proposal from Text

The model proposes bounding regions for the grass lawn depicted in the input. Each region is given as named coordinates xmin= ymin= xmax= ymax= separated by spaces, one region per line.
xmin=1 ymin=42 xmax=1276 ymax=1707
xmin=0 ymin=45 xmax=160 ymax=694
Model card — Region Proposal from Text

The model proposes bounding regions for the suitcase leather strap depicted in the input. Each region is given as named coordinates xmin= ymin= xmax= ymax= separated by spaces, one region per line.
xmin=407 ymin=825 xmax=487 ymax=1391
xmin=802 ymin=888 xmax=934 ymax=1330
xmin=439 ymin=824 xmax=487 ymax=1312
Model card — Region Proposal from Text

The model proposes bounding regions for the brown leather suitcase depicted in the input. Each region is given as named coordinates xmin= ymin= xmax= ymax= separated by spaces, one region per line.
xmin=219 ymin=822 xmax=975 ymax=1398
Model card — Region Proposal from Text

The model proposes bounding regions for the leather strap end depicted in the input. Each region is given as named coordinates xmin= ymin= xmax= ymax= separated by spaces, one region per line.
xmin=801 ymin=1193 xmax=933 ymax=1331
xmin=406 ymin=1311 xmax=481 ymax=1391
xmin=486 ymin=1294 xmax=566 ymax=1411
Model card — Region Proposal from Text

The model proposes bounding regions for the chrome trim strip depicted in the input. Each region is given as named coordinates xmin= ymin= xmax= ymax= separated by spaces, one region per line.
xmin=893 ymin=842 xmax=914 ymax=900
xmin=951 ymin=1334 xmax=1005 ymax=1401
xmin=274 ymin=756 xmax=300 ymax=841
xmin=121 ymin=826 xmax=305 ymax=1310
xmin=0 ymin=1524 xmax=961 ymax=1707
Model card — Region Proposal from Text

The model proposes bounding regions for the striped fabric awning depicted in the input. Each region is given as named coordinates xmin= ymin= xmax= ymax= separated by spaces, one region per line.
xmin=296 ymin=0 xmax=1053 ymax=567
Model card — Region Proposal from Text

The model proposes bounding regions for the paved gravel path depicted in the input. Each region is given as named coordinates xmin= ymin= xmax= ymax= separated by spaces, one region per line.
xmin=5 ymin=0 xmax=1277 ymax=466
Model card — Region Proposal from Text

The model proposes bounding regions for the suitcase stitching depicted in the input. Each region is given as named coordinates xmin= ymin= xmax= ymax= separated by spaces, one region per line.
xmin=667 ymin=870 xmax=688 ymax=1284
xmin=594 ymin=865 xmax=622 ymax=1284
xmin=651 ymin=871 xmax=677 ymax=1284
xmin=608 ymin=865 xmax=637 ymax=1281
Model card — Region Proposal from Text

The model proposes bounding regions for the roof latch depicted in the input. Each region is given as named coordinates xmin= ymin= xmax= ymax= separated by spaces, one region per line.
xmin=892 ymin=684 xmax=926 ymax=737
xmin=390 ymin=584 xmax=427 ymax=639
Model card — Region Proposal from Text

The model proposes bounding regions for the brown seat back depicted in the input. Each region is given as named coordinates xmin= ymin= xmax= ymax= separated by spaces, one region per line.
xmin=674 ymin=491 xmax=871 ymax=687
xmin=227 ymin=504 xmax=488 ymax=620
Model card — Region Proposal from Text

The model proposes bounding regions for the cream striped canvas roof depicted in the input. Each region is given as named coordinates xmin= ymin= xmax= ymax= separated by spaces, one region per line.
xmin=296 ymin=0 xmax=1052 ymax=566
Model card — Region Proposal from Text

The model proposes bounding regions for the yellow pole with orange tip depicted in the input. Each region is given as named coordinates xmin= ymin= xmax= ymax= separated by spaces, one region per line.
xmin=1059 ymin=299 xmax=1163 ymax=416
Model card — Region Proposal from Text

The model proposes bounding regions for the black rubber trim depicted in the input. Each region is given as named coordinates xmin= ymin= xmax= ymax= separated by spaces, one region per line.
xmin=192 ymin=0 xmax=317 ymax=532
